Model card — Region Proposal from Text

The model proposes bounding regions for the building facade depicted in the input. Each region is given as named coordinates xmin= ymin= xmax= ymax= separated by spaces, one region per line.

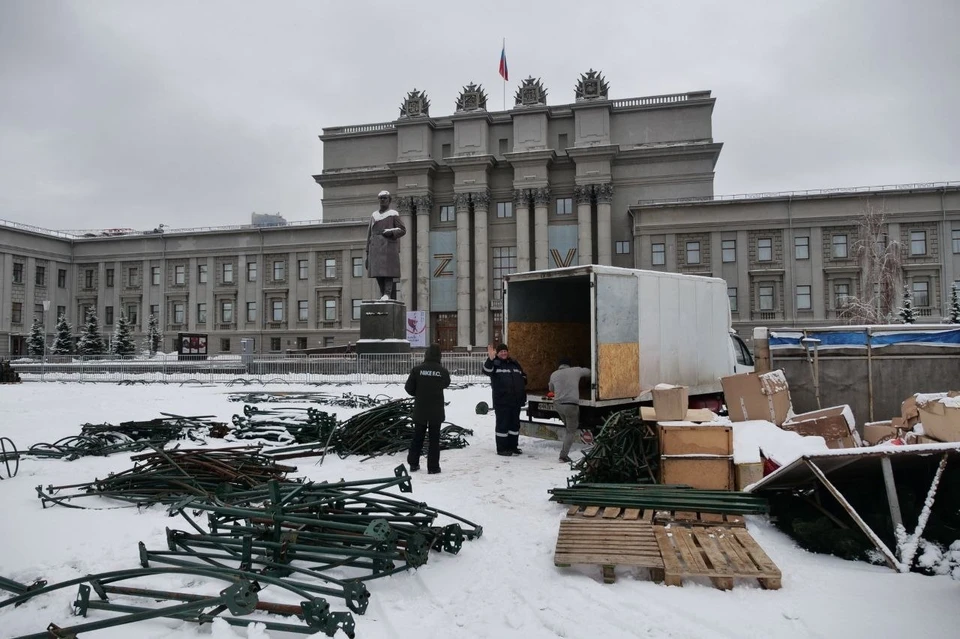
xmin=1 ymin=71 xmax=957 ymax=357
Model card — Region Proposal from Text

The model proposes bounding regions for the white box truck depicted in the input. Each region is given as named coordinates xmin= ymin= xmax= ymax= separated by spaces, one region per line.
xmin=502 ymin=265 xmax=753 ymax=432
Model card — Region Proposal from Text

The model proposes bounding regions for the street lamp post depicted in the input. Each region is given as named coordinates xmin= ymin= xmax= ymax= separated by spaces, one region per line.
xmin=42 ymin=300 xmax=50 ymax=379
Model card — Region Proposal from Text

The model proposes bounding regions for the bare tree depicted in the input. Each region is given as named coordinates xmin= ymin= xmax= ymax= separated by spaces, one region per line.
xmin=837 ymin=200 xmax=903 ymax=324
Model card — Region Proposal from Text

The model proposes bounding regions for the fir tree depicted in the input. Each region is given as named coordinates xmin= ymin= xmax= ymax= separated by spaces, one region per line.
xmin=145 ymin=313 xmax=162 ymax=355
xmin=111 ymin=314 xmax=136 ymax=356
xmin=76 ymin=311 xmax=105 ymax=355
xmin=51 ymin=314 xmax=74 ymax=355
xmin=899 ymin=285 xmax=916 ymax=324
xmin=27 ymin=318 xmax=46 ymax=357
xmin=949 ymin=285 xmax=960 ymax=324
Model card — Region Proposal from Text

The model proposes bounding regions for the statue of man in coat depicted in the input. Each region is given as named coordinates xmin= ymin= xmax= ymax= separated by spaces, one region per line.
xmin=365 ymin=190 xmax=407 ymax=300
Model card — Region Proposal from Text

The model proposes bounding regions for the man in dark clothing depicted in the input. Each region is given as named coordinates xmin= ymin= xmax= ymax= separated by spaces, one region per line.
xmin=482 ymin=342 xmax=527 ymax=456
xmin=404 ymin=343 xmax=451 ymax=474
xmin=549 ymin=357 xmax=591 ymax=463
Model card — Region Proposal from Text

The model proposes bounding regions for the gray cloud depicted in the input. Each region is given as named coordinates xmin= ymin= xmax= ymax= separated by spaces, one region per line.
xmin=1 ymin=0 xmax=957 ymax=230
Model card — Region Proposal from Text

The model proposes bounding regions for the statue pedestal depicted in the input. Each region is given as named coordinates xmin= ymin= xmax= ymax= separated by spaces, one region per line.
xmin=356 ymin=300 xmax=411 ymax=354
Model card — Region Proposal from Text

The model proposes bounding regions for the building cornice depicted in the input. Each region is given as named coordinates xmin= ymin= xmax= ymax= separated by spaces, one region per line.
xmin=565 ymin=144 xmax=620 ymax=161
xmin=314 ymin=167 xmax=395 ymax=188
xmin=443 ymin=154 xmax=498 ymax=170
xmin=502 ymin=149 xmax=557 ymax=166
xmin=615 ymin=141 xmax=722 ymax=164
xmin=386 ymin=159 xmax=439 ymax=175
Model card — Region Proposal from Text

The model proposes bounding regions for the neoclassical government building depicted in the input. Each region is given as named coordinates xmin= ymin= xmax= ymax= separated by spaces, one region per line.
xmin=1 ymin=71 xmax=958 ymax=356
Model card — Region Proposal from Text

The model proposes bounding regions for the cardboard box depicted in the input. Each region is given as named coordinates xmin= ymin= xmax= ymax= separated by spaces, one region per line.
xmin=863 ymin=420 xmax=898 ymax=446
xmin=901 ymin=396 xmax=920 ymax=428
xmin=720 ymin=370 xmax=792 ymax=425
xmin=916 ymin=395 xmax=960 ymax=442
xmin=735 ymin=462 xmax=765 ymax=490
xmin=781 ymin=405 xmax=861 ymax=449
xmin=640 ymin=406 xmax=717 ymax=423
xmin=659 ymin=425 xmax=733 ymax=456
xmin=917 ymin=434 xmax=945 ymax=444
xmin=660 ymin=457 xmax=734 ymax=491
xmin=652 ymin=384 xmax=688 ymax=421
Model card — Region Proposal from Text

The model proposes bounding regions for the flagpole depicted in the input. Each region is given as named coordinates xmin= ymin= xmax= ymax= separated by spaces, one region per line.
xmin=502 ymin=37 xmax=506 ymax=111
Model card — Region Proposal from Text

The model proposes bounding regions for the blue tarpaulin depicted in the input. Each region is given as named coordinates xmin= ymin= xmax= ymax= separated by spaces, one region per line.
xmin=769 ymin=329 xmax=960 ymax=348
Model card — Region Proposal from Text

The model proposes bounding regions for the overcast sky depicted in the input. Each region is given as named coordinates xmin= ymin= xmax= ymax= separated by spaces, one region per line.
xmin=1 ymin=0 xmax=957 ymax=232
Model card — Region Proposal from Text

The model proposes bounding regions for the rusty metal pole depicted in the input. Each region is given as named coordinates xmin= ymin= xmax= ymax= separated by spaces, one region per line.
xmin=867 ymin=326 xmax=875 ymax=423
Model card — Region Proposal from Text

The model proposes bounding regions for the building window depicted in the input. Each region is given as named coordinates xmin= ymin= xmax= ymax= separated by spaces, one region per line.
xmin=11 ymin=302 xmax=22 ymax=324
xmin=498 ymin=138 xmax=509 ymax=155
xmin=555 ymin=198 xmax=573 ymax=215
xmin=324 ymin=337 xmax=335 ymax=347
xmin=127 ymin=267 xmax=138 ymax=286
xmin=795 ymin=236 xmax=810 ymax=260
xmin=835 ymin=282 xmax=850 ymax=307
xmin=36 ymin=266 xmax=46 ymax=286
xmin=174 ymin=265 xmax=185 ymax=285
xmin=299 ymin=259 xmax=309 ymax=280
xmin=151 ymin=266 xmax=160 ymax=285
xmin=150 ymin=304 xmax=159 ymax=317
xmin=57 ymin=305 xmax=66 ymax=320
xmin=352 ymin=299 xmax=362 ymax=321
xmin=84 ymin=269 xmax=94 ymax=288
xmin=196 ymin=303 xmax=206 ymax=324
xmin=722 ymin=240 xmax=736 ymax=263
xmin=497 ymin=202 xmax=513 ymax=218
xmin=298 ymin=300 xmax=308 ymax=321
xmin=296 ymin=337 xmax=307 ymax=350
xmin=910 ymin=230 xmax=927 ymax=256
xmin=759 ymin=285 xmax=775 ymax=311
xmin=913 ymin=281 xmax=929 ymax=307
xmin=558 ymin=133 xmax=568 ymax=149
xmin=728 ymin=287 xmax=738 ymax=312
xmin=324 ymin=258 xmax=336 ymax=279
xmin=272 ymin=300 xmax=284 ymax=322
xmin=270 ymin=337 xmax=281 ymax=352
xmin=221 ymin=300 xmax=234 ymax=323
xmin=198 ymin=264 xmax=208 ymax=284
xmin=103 ymin=306 xmax=113 ymax=325
xmin=58 ymin=269 xmax=67 ymax=288
xmin=324 ymin=299 xmax=337 ymax=321
xmin=796 ymin=285 xmax=812 ymax=310
xmin=105 ymin=268 xmax=114 ymax=287
xmin=440 ymin=205 xmax=455 ymax=223
xmin=126 ymin=305 xmax=138 ymax=325
xmin=172 ymin=303 xmax=184 ymax=324
xmin=220 ymin=338 xmax=231 ymax=352
xmin=441 ymin=143 xmax=451 ymax=158
xmin=247 ymin=262 xmax=257 ymax=282
xmin=222 ymin=263 xmax=234 ymax=283
xmin=273 ymin=261 xmax=285 ymax=281
xmin=492 ymin=246 xmax=518 ymax=300
xmin=757 ymin=238 xmax=773 ymax=262
xmin=952 ymin=229 xmax=960 ymax=254
xmin=12 ymin=263 xmax=23 ymax=284
xmin=651 ymin=243 xmax=666 ymax=266
xmin=615 ymin=241 xmax=630 ymax=255
xmin=686 ymin=241 xmax=701 ymax=265
xmin=34 ymin=303 xmax=44 ymax=322
xmin=353 ymin=257 xmax=363 ymax=278
xmin=832 ymin=234 xmax=848 ymax=259
xmin=246 ymin=302 xmax=256 ymax=322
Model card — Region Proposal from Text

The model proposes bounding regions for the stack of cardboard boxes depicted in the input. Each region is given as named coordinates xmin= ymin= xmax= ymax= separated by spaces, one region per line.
xmin=864 ymin=392 xmax=960 ymax=445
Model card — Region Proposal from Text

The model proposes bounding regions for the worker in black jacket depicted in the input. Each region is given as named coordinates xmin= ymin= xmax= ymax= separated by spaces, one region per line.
xmin=482 ymin=342 xmax=527 ymax=456
xmin=404 ymin=343 xmax=451 ymax=474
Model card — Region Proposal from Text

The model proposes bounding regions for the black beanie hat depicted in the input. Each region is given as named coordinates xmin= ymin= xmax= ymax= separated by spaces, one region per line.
xmin=495 ymin=343 xmax=508 ymax=353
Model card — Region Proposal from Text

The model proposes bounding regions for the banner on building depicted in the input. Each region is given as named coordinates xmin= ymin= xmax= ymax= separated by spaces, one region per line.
xmin=429 ymin=230 xmax=457 ymax=312
xmin=406 ymin=311 xmax=427 ymax=348
xmin=548 ymin=224 xmax=579 ymax=268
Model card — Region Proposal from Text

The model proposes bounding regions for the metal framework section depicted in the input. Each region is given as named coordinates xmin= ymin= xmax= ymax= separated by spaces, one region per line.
xmin=593 ymin=271 xmax=640 ymax=401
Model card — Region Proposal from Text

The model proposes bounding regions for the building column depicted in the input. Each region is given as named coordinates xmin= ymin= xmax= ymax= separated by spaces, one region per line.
xmin=596 ymin=183 xmax=614 ymax=265
xmin=413 ymin=195 xmax=432 ymax=317
xmin=575 ymin=185 xmax=593 ymax=265
xmin=395 ymin=196 xmax=414 ymax=305
xmin=455 ymin=192 xmax=472 ymax=347
xmin=513 ymin=189 xmax=531 ymax=273
xmin=533 ymin=187 xmax=551 ymax=271
xmin=472 ymin=189 xmax=490 ymax=347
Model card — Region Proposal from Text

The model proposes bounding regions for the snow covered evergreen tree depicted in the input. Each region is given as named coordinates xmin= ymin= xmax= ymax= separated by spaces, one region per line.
xmin=76 ymin=311 xmax=105 ymax=355
xmin=949 ymin=285 xmax=960 ymax=324
xmin=899 ymin=285 xmax=916 ymax=324
xmin=145 ymin=313 xmax=162 ymax=356
xmin=27 ymin=319 xmax=46 ymax=357
xmin=51 ymin=314 xmax=73 ymax=355
xmin=111 ymin=314 xmax=136 ymax=356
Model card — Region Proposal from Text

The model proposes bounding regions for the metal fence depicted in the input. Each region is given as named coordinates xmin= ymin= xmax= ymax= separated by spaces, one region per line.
xmin=10 ymin=352 xmax=490 ymax=385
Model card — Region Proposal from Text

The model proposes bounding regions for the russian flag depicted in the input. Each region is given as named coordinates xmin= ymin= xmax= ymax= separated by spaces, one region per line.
xmin=499 ymin=45 xmax=508 ymax=81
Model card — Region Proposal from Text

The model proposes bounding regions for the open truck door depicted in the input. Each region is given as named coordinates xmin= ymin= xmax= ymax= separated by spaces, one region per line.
xmin=593 ymin=270 xmax=641 ymax=401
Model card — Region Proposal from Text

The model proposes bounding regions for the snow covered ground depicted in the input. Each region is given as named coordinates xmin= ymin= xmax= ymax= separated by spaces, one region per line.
xmin=1 ymin=382 xmax=959 ymax=638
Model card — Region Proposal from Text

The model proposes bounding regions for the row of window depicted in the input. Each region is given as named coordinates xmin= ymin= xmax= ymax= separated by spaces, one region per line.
xmin=652 ymin=230 xmax=956 ymax=267
xmin=724 ymin=281 xmax=935 ymax=314
xmin=438 ymin=198 xmax=578 ymax=224
xmin=216 ymin=336 xmax=332 ymax=353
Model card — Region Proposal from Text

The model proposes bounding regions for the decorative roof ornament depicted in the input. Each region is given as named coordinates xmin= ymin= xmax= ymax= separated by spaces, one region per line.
xmin=514 ymin=77 xmax=548 ymax=107
xmin=575 ymin=69 xmax=609 ymax=101
xmin=399 ymin=89 xmax=431 ymax=118
xmin=455 ymin=82 xmax=488 ymax=112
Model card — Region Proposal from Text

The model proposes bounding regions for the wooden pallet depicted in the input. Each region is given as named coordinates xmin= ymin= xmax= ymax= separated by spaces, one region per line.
xmin=653 ymin=525 xmax=781 ymax=590
xmin=654 ymin=510 xmax=745 ymax=528
xmin=554 ymin=506 xmax=663 ymax=583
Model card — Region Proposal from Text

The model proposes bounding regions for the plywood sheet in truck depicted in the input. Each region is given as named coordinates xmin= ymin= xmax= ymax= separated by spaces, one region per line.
xmin=504 ymin=276 xmax=591 ymax=393
xmin=595 ymin=272 xmax=641 ymax=400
